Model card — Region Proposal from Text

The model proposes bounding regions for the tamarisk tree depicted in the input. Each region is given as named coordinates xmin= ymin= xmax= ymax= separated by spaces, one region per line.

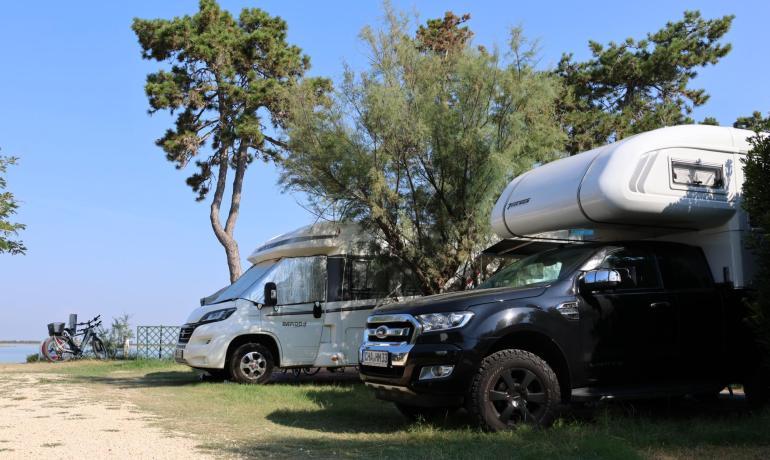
xmin=281 ymin=9 xmax=563 ymax=294
xmin=133 ymin=0 xmax=319 ymax=282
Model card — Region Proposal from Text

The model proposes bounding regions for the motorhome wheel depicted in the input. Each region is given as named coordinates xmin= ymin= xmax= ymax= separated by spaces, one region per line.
xmin=229 ymin=343 xmax=274 ymax=384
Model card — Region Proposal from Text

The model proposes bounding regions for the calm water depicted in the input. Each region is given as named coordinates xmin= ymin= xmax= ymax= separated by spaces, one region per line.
xmin=0 ymin=343 xmax=41 ymax=363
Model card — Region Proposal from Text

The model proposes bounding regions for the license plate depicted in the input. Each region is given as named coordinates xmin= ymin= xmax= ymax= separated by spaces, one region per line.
xmin=175 ymin=348 xmax=184 ymax=360
xmin=361 ymin=350 xmax=389 ymax=367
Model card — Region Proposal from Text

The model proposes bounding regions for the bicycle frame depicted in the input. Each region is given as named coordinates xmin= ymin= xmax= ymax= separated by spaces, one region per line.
xmin=50 ymin=323 xmax=100 ymax=358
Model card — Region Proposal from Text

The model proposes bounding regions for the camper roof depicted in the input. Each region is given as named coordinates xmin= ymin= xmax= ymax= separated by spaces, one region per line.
xmin=490 ymin=125 xmax=756 ymax=242
xmin=247 ymin=222 xmax=370 ymax=265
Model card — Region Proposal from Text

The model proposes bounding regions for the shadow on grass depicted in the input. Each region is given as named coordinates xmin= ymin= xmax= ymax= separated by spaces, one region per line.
xmin=65 ymin=367 xmax=364 ymax=391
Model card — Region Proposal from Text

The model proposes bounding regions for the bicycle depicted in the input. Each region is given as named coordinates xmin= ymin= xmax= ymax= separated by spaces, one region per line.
xmin=41 ymin=315 xmax=107 ymax=362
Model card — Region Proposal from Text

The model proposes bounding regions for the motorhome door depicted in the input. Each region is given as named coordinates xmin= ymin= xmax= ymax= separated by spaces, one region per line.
xmin=262 ymin=256 xmax=326 ymax=366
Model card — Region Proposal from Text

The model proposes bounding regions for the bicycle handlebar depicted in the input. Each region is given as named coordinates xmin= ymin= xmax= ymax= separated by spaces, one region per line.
xmin=75 ymin=315 xmax=102 ymax=327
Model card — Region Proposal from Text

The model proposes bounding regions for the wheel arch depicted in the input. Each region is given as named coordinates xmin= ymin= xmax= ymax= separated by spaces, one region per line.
xmin=226 ymin=333 xmax=281 ymax=368
xmin=486 ymin=329 xmax=572 ymax=403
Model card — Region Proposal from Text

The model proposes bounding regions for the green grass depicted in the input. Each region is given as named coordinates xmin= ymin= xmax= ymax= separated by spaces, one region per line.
xmin=26 ymin=361 xmax=770 ymax=459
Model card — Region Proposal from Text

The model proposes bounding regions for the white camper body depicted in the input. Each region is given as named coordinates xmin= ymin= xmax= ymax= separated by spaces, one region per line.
xmin=176 ymin=223 xmax=409 ymax=376
xmin=490 ymin=125 xmax=756 ymax=288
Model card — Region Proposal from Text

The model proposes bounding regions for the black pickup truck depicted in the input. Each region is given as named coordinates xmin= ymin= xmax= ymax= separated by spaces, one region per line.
xmin=359 ymin=241 xmax=769 ymax=431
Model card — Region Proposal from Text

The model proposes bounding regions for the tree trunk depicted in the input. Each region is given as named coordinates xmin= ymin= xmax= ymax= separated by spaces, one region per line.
xmin=209 ymin=146 xmax=242 ymax=284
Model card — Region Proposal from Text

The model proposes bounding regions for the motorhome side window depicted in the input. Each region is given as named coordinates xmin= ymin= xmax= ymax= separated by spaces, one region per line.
xmin=272 ymin=256 xmax=327 ymax=305
xmin=671 ymin=160 xmax=724 ymax=189
xmin=599 ymin=249 xmax=661 ymax=289
xmin=338 ymin=257 xmax=422 ymax=300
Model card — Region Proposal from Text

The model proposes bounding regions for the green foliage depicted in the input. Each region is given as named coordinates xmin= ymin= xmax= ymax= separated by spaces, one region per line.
xmin=281 ymin=7 xmax=563 ymax=293
xmin=132 ymin=0 xmax=324 ymax=281
xmin=416 ymin=11 xmax=473 ymax=56
xmin=98 ymin=314 xmax=135 ymax=359
xmin=26 ymin=353 xmax=40 ymax=363
xmin=556 ymin=11 xmax=734 ymax=154
xmin=0 ymin=154 xmax=25 ymax=255
xmin=740 ymin=113 xmax=770 ymax=363
xmin=735 ymin=111 xmax=770 ymax=131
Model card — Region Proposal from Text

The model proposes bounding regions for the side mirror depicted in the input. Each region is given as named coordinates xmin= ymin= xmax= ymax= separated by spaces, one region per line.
xmin=313 ymin=301 xmax=323 ymax=319
xmin=580 ymin=269 xmax=621 ymax=291
xmin=264 ymin=282 xmax=278 ymax=307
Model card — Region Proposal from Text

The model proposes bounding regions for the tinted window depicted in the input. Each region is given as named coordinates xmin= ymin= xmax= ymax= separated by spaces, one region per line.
xmin=656 ymin=247 xmax=712 ymax=289
xmin=599 ymin=249 xmax=661 ymax=289
xmin=343 ymin=257 xmax=422 ymax=301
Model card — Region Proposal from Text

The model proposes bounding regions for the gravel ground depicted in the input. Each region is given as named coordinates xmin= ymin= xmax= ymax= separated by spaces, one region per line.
xmin=0 ymin=371 xmax=213 ymax=459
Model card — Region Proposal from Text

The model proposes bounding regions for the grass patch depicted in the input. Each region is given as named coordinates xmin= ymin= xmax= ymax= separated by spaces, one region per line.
xmin=46 ymin=361 xmax=770 ymax=459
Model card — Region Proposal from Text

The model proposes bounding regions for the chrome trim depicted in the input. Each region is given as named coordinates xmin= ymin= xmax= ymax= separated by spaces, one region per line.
xmin=366 ymin=313 xmax=422 ymax=344
xmin=365 ymin=326 xmax=410 ymax=339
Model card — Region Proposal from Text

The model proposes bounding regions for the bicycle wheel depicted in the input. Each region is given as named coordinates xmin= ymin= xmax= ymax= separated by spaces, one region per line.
xmin=91 ymin=338 xmax=107 ymax=360
xmin=42 ymin=336 xmax=71 ymax=362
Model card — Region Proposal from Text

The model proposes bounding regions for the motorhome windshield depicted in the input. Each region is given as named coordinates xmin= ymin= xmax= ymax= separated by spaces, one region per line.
xmin=203 ymin=260 xmax=277 ymax=305
xmin=479 ymin=246 xmax=595 ymax=290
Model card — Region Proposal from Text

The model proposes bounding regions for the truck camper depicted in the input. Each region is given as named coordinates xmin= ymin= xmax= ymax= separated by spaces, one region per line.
xmin=359 ymin=125 xmax=769 ymax=430
xmin=176 ymin=223 xmax=418 ymax=384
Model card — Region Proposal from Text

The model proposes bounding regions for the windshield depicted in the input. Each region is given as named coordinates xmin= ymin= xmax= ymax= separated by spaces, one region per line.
xmin=202 ymin=255 xmax=327 ymax=306
xmin=479 ymin=246 xmax=596 ymax=290
xmin=203 ymin=260 xmax=277 ymax=305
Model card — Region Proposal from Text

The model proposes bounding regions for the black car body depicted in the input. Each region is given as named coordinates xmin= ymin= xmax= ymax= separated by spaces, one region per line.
xmin=359 ymin=241 xmax=761 ymax=418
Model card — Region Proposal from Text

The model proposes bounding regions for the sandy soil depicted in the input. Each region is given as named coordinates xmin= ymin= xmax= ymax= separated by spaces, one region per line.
xmin=0 ymin=371 xmax=213 ymax=459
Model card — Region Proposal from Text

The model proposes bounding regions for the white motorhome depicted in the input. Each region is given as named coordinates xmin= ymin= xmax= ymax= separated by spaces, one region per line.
xmin=176 ymin=223 xmax=417 ymax=383
xmin=489 ymin=124 xmax=756 ymax=287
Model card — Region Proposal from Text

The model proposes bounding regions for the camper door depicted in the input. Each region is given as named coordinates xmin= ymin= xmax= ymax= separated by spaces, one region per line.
xmin=261 ymin=256 xmax=327 ymax=366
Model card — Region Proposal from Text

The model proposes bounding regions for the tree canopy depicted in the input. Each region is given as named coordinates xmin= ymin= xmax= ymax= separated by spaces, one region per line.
xmin=557 ymin=11 xmax=734 ymax=154
xmin=0 ymin=154 xmax=25 ymax=255
xmin=133 ymin=0 xmax=323 ymax=282
xmin=740 ymin=113 xmax=770 ymax=363
xmin=280 ymin=9 xmax=563 ymax=293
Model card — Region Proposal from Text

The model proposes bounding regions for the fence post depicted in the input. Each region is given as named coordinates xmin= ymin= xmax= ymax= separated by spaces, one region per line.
xmin=158 ymin=325 xmax=163 ymax=359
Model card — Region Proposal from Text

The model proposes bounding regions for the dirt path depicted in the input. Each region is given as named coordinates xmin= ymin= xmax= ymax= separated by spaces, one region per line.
xmin=0 ymin=371 xmax=213 ymax=459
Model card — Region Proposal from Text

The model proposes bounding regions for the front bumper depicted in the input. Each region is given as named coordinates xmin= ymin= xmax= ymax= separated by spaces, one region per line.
xmin=359 ymin=341 xmax=475 ymax=407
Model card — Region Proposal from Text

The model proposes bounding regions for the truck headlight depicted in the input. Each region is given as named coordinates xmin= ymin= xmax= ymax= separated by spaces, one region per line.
xmin=416 ymin=312 xmax=474 ymax=332
xmin=199 ymin=307 xmax=237 ymax=323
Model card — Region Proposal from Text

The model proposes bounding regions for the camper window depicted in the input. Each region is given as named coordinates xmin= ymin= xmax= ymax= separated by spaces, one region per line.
xmin=671 ymin=161 xmax=724 ymax=189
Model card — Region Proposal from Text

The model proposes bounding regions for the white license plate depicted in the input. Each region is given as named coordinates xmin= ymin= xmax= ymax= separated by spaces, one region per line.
xmin=175 ymin=348 xmax=184 ymax=360
xmin=361 ymin=350 xmax=389 ymax=367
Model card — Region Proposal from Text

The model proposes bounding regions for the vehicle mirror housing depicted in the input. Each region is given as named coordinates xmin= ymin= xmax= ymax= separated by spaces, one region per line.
xmin=581 ymin=269 xmax=622 ymax=291
xmin=264 ymin=282 xmax=278 ymax=307
xmin=313 ymin=301 xmax=323 ymax=319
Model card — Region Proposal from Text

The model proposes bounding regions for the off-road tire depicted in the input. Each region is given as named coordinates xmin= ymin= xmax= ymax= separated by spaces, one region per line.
xmin=229 ymin=343 xmax=274 ymax=384
xmin=394 ymin=403 xmax=459 ymax=422
xmin=469 ymin=349 xmax=561 ymax=431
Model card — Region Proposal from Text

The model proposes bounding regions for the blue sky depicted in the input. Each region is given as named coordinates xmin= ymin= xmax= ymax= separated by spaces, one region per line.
xmin=1 ymin=1 xmax=768 ymax=340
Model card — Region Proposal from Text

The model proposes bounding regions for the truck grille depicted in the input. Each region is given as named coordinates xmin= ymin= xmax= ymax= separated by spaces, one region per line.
xmin=365 ymin=314 xmax=420 ymax=344
xmin=178 ymin=324 xmax=198 ymax=345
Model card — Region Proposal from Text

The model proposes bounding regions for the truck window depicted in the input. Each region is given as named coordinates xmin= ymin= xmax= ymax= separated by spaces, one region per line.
xmin=599 ymin=249 xmax=661 ymax=289
xmin=656 ymin=247 xmax=713 ymax=289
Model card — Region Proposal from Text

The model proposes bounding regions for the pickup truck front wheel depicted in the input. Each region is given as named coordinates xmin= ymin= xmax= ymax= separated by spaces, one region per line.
xmin=469 ymin=349 xmax=561 ymax=431
xmin=229 ymin=343 xmax=274 ymax=384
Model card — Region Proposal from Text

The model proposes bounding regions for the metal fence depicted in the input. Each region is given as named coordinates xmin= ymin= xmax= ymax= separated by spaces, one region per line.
xmin=136 ymin=325 xmax=181 ymax=359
